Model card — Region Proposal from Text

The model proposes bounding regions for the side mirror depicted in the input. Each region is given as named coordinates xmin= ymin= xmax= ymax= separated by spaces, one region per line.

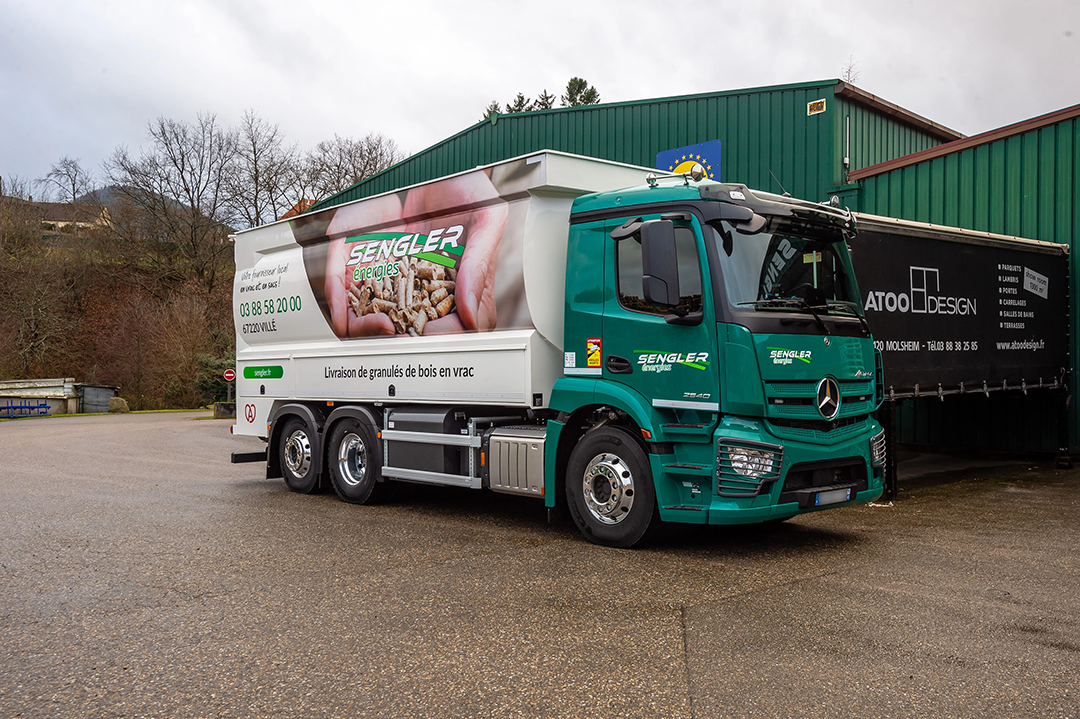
xmin=641 ymin=220 xmax=679 ymax=307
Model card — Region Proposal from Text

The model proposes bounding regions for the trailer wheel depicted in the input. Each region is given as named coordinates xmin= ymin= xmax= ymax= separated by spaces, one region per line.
xmin=327 ymin=417 xmax=384 ymax=504
xmin=565 ymin=427 xmax=656 ymax=548
xmin=279 ymin=418 xmax=318 ymax=494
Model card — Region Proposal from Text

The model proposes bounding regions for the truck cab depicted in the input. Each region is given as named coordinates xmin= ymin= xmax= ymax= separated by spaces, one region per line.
xmin=550 ymin=176 xmax=885 ymax=546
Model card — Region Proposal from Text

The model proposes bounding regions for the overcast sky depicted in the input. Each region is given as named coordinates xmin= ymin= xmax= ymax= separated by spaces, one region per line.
xmin=2 ymin=0 xmax=1077 ymax=193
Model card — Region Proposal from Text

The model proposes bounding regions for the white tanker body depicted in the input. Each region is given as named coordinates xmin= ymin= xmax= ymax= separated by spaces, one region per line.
xmin=233 ymin=152 xmax=652 ymax=429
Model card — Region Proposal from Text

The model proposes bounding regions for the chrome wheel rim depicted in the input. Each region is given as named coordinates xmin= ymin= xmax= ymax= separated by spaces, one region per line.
xmin=337 ymin=432 xmax=367 ymax=487
xmin=284 ymin=429 xmax=311 ymax=477
xmin=581 ymin=452 xmax=635 ymax=525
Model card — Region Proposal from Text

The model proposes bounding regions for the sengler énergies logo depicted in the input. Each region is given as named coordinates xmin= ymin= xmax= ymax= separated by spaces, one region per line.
xmin=769 ymin=348 xmax=812 ymax=365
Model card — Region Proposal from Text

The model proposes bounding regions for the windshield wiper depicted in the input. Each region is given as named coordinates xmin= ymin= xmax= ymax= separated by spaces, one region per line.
xmin=825 ymin=301 xmax=871 ymax=336
xmin=737 ymin=297 xmax=805 ymax=309
xmin=738 ymin=297 xmax=830 ymax=334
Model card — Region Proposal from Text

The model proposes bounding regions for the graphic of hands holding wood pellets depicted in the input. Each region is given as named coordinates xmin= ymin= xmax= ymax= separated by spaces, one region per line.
xmin=292 ymin=159 xmax=542 ymax=339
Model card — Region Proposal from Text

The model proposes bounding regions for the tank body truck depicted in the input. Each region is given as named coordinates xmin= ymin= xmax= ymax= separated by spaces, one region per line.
xmin=231 ymin=151 xmax=885 ymax=546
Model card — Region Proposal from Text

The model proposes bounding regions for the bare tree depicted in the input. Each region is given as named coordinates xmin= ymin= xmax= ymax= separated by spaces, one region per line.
xmin=38 ymin=156 xmax=96 ymax=204
xmin=228 ymin=110 xmax=303 ymax=229
xmin=0 ymin=176 xmax=86 ymax=378
xmin=104 ymin=114 xmax=237 ymax=298
xmin=154 ymin=293 xmax=213 ymax=408
xmin=841 ymin=56 xmax=860 ymax=84
xmin=1 ymin=258 xmax=81 ymax=377
xmin=305 ymin=132 xmax=403 ymax=201
xmin=0 ymin=175 xmax=42 ymax=257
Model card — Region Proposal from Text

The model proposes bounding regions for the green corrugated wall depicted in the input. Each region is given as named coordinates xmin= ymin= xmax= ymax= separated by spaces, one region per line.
xmin=858 ymin=117 xmax=1080 ymax=245
xmin=832 ymin=95 xmax=946 ymax=179
xmin=314 ymin=79 xmax=948 ymax=212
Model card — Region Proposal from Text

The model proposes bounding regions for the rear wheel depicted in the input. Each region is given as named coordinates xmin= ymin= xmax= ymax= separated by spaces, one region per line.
xmin=279 ymin=418 xmax=318 ymax=493
xmin=327 ymin=417 xmax=384 ymax=504
xmin=565 ymin=427 xmax=656 ymax=548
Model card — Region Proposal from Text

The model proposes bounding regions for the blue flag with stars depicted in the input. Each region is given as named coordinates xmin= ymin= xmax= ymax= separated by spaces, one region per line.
xmin=655 ymin=140 xmax=721 ymax=180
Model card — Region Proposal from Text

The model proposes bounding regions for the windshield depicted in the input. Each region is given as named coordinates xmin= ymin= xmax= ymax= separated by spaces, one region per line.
xmin=706 ymin=222 xmax=862 ymax=316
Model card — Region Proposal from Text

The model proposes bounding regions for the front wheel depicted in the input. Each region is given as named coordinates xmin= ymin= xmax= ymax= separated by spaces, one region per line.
xmin=565 ymin=427 xmax=657 ymax=548
xmin=279 ymin=418 xmax=319 ymax=494
xmin=327 ymin=417 xmax=384 ymax=504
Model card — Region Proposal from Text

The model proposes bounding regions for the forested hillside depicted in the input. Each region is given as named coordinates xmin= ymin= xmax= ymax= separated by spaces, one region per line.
xmin=0 ymin=112 xmax=401 ymax=409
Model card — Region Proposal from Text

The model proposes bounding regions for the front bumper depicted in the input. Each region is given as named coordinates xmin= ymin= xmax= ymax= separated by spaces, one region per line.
xmin=655 ymin=415 xmax=883 ymax=525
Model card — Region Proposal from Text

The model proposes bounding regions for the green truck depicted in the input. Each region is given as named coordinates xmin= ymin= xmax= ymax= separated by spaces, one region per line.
xmin=232 ymin=151 xmax=885 ymax=546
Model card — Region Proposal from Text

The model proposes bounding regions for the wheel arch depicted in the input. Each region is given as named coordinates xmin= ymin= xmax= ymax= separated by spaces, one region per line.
xmin=324 ymin=405 xmax=385 ymax=481
xmin=268 ymin=402 xmax=326 ymax=483
xmin=551 ymin=402 xmax=652 ymax=513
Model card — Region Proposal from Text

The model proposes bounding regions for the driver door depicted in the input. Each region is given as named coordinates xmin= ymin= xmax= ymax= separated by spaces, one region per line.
xmin=601 ymin=214 xmax=719 ymax=417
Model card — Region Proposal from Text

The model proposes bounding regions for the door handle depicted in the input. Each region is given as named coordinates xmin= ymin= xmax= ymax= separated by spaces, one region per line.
xmin=606 ymin=355 xmax=633 ymax=374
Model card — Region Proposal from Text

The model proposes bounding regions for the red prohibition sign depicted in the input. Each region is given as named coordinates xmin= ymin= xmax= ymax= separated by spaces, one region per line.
xmin=244 ymin=404 xmax=256 ymax=423
xmin=223 ymin=368 xmax=236 ymax=381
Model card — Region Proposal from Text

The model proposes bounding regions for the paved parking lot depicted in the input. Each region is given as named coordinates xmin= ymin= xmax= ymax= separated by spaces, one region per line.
xmin=1 ymin=412 xmax=1077 ymax=718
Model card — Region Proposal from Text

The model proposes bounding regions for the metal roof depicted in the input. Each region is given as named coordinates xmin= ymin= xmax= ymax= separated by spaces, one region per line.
xmin=834 ymin=82 xmax=963 ymax=143
xmin=311 ymin=79 xmax=954 ymax=213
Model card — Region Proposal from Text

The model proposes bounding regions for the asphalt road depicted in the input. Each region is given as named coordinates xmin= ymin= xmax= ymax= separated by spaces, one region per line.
xmin=1 ymin=412 xmax=1077 ymax=718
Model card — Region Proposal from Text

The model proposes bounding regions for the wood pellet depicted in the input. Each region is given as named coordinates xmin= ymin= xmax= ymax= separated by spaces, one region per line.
xmin=347 ymin=257 xmax=457 ymax=335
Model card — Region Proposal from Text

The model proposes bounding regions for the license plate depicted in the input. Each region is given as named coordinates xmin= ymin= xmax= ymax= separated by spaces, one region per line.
xmin=815 ymin=488 xmax=851 ymax=506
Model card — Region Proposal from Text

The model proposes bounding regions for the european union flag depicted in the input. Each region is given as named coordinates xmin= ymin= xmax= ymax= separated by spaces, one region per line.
xmin=655 ymin=140 xmax=721 ymax=180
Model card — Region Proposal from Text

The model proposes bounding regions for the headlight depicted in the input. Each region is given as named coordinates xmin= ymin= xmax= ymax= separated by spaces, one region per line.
xmin=729 ymin=447 xmax=777 ymax=478
xmin=870 ymin=429 xmax=887 ymax=467
xmin=717 ymin=439 xmax=784 ymax=497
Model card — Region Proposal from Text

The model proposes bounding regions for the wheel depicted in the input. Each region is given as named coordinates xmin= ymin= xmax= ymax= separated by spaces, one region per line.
xmin=565 ymin=427 xmax=657 ymax=548
xmin=327 ymin=416 xmax=384 ymax=504
xmin=279 ymin=418 xmax=319 ymax=493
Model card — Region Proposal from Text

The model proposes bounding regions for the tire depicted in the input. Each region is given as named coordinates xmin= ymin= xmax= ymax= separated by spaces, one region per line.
xmin=565 ymin=427 xmax=657 ymax=548
xmin=279 ymin=418 xmax=319 ymax=494
xmin=326 ymin=416 xmax=384 ymax=504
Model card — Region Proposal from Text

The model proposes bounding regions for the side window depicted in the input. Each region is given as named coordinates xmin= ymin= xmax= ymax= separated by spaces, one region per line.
xmin=616 ymin=225 xmax=703 ymax=315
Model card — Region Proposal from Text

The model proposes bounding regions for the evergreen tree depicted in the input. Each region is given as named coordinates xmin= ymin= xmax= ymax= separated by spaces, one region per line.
xmin=561 ymin=77 xmax=600 ymax=107
xmin=504 ymin=93 xmax=532 ymax=113
xmin=533 ymin=89 xmax=556 ymax=110
xmin=481 ymin=100 xmax=501 ymax=121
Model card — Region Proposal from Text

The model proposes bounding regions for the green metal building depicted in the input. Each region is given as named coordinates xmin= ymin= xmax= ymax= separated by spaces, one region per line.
xmin=843 ymin=104 xmax=1080 ymax=452
xmin=312 ymin=79 xmax=1077 ymax=453
xmin=314 ymin=79 xmax=962 ymax=211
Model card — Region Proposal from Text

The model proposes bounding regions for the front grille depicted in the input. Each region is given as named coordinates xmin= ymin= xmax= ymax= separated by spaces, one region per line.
xmin=770 ymin=415 xmax=867 ymax=433
xmin=765 ymin=416 xmax=871 ymax=444
xmin=764 ymin=379 xmax=875 ymax=420
xmin=764 ymin=379 xmax=874 ymax=397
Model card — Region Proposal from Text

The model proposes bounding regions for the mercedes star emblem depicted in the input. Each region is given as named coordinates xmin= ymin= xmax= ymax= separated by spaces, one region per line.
xmin=816 ymin=377 xmax=841 ymax=420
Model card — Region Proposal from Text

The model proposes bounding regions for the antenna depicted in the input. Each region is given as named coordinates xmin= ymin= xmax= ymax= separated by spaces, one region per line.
xmin=768 ymin=169 xmax=790 ymax=197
